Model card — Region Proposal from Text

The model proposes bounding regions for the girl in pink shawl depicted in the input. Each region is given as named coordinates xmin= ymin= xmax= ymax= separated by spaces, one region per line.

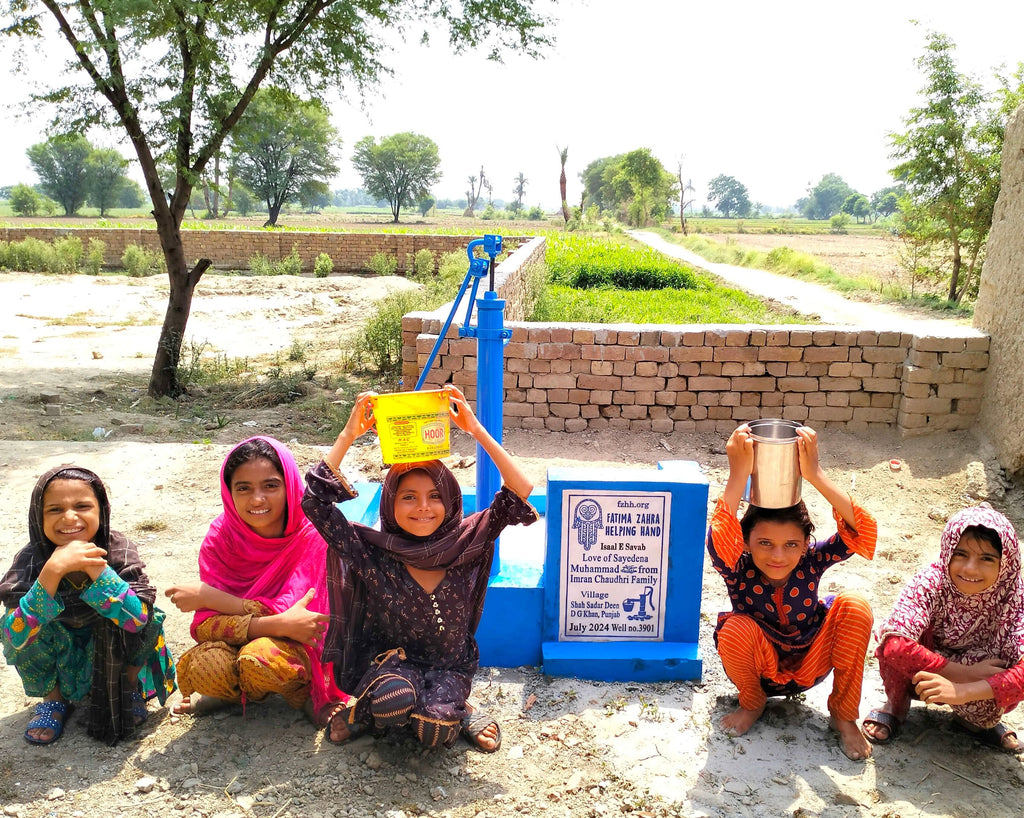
xmin=165 ymin=437 xmax=343 ymax=723
xmin=863 ymin=505 xmax=1024 ymax=753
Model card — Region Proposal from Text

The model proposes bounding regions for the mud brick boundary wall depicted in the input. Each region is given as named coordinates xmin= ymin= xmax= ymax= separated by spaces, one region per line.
xmin=403 ymin=237 xmax=990 ymax=437
xmin=0 ymin=226 xmax=530 ymax=274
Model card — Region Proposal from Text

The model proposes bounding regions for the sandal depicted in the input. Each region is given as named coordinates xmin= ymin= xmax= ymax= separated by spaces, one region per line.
xmin=861 ymin=709 xmax=901 ymax=745
xmin=131 ymin=689 xmax=149 ymax=726
xmin=953 ymin=718 xmax=1024 ymax=754
xmin=461 ymin=712 xmax=502 ymax=753
xmin=24 ymin=700 xmax=73 ymax=746
xmin=325 ymin=702 xmax=368 ymax=746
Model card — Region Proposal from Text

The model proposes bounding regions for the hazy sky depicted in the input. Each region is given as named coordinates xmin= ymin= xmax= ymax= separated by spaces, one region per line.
xmin=2 ymin=0 xmax=1023 ymax=211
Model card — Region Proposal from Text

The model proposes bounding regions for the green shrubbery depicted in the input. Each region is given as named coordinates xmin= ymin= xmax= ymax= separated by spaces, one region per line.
xmin=366 ymin=251 xmax=398 ymax=276
xmin=250 ymin=246 xmax=302 ymax=276
xmin=313 ymin=252 xmax=333 ymax=278
xmin=122 ymin=244 xmax=165 ymax=277
xmin=0 ymin=236 xmax=83 ymax=274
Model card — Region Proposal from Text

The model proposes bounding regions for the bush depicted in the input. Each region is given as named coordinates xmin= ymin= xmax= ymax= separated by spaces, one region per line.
xmin=250 ymin=248 xmax=302 ymax=276
xmin=84 ymin=239 xmax=106 ymax=275
xmin=412 ymin=248 xmax=435 ymax=279
xmin=313 ymin=252 xmax=333 ymax=278
xmin=367 ymin=252 xmax=398 ymax=276
xmin=0 ymin=236 xmax=86 ymax=274
xmin=9 ymin=184 xmax=42 ymax=217
xmin=122 ymin=244 xmax=165 ymax=277
xmin=527 ymin=205 xmax=545 ymax=220
xmin=829 ymin=213 xmax=850 ymax=234
xmin=279 ymin=246 xmax=303 ymax=276
xmin=481 ymin=203 xmax=497 ymax=220
xmin=351 ymin=289 xmax=427 ymax=376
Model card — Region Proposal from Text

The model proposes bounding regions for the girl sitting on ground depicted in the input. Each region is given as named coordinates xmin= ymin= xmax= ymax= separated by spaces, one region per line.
xmin=862 ymin=505 xmax=1024 ymax=753
xmin=1 ymin=466 xmax=176 ymax=745
xmin=709 ymin=423 xmax=877 ymax=761
xmin=165 ymin=437 xmax=343 ymax=724
xmin=303 ymin=385 xmax=537 ymax=752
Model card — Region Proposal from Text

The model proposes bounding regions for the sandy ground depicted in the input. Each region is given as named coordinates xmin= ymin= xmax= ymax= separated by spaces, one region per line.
xmin=1 ymin=264 xmax=1023 ymax=818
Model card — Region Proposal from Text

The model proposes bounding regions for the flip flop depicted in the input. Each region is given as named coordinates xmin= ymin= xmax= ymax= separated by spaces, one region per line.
xmin=861 ymin=709 xmax=901 ymax=745
xmin=24 ymin=700 xmax=73 ymax=746
xmin=461 ymin=712 xmax=502 ymax=753
xmin=325 ymin=702 xmax=369 ymax=745
xmin=953 ymin=718 xmax=1024 ymax=754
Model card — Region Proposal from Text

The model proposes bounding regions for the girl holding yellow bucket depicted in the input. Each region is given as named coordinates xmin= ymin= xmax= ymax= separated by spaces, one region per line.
xmin=302 ymin=385 xmax=538 ymax=752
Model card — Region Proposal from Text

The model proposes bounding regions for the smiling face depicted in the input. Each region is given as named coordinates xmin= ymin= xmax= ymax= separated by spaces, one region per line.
xmin=746 ymin=519 xmax=809 ymax=586
xmin=948 ymin=531 xmax=1001 ymax=595
xmin=41 ymin=479 xmax=101 ymax=547
xmin=229 ymin=458 xmax=287 ymax=538
xmin=392 ymin=470 xmax=446 ymax=538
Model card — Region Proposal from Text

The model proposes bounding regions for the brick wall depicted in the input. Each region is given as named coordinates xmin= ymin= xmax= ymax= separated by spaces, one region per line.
xmin=403 ymin=237 xmax=990 ymax=437
xmin=0 ymin=226 xmax=530 ymax=274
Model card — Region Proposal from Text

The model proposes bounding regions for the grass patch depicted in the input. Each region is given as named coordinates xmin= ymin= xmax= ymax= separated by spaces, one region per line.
xmin=531 ymin=283 xmax=807 ymax=324
xmin=136 ymin=519 xmax=168 ymax=532
xmin=535 ymin=232 xmax=807 ymax=324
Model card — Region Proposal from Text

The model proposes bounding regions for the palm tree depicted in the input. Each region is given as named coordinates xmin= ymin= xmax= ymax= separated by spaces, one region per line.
xmin=557 ymin=145 xmax=569 ymax=224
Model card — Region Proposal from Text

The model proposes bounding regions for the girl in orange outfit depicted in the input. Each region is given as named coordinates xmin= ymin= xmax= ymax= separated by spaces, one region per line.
xmin=708 ymin=423 xmax=877 ymax=760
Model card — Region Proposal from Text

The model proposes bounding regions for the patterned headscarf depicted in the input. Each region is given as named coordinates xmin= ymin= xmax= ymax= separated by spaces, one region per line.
xmin=0 ymin=466 xmax=157 ymax=744
xmin=196 ymin=436 xmax=342 ymax=714
xmin=876 ymin=505 xmax=1024 ymax=665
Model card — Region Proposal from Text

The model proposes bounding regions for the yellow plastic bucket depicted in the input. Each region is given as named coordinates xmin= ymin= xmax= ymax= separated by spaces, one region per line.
xmin=373 ymin=390 xmax=451 ymax=464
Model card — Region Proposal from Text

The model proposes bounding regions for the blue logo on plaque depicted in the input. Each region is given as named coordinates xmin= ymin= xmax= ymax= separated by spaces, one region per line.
xmin=571 ymin=499 xmax=603 ymax=551
xmin=622 ymin=585 xmax=656 ymax=621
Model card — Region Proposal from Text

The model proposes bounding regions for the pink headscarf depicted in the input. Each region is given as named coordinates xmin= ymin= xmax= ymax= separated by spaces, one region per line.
xmin=195 ymin=436 xmax=342 ymax=714
xmin=876 ymin=505 xmax=1024 ymax=665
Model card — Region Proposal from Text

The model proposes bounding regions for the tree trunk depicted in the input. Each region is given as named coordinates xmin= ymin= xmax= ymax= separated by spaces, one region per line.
xmin=147 ymin=211 xmax=212 ymax=397
xmin=266 ymin=202 xmax=281 ymax=226
xmin=947 ymin=230 xmax=962 ymax=302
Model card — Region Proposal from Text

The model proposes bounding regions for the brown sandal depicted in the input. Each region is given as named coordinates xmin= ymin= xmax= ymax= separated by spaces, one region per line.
xmin=325 ymin=702 xmax=368 ymax=745
xmin=460 ymin=712 xmax=502 ymax=753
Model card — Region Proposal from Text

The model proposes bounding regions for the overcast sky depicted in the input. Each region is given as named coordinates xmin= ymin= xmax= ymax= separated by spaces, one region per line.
xmin=2 ymin=0 xmax=1023 ymax=211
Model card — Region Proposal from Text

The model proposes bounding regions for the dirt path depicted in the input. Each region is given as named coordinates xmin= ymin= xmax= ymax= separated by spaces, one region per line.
xmin=629 ymin=231 xmax=971 ymax=332
xmin=1 ymin=269 xmax=1022 ymax=818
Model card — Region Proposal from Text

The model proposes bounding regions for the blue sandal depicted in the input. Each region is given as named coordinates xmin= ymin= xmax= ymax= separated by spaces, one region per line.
xmin=132 ymin=689 xmax=149 ymax=726
xmin=24 ymin=700 xmax=73 ymax=746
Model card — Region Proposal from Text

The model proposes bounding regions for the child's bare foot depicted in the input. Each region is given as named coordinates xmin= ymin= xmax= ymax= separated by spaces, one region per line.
xmin=831 ymin=717 xmax=872 ymax=760
xmin=172 ymin=693 xmax=229 ymax=717
xmin=721 ymin=702 xmax=766 ymax=736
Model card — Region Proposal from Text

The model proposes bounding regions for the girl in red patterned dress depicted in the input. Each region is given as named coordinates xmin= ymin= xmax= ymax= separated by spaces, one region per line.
xmin=708 ymin=423 xmax=877 ymax=760
xmin=863 ymin=505 xmax=1024 ymax=753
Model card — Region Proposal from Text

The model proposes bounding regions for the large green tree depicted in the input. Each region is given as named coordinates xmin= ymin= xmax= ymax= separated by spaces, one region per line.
xmin=351 ymin=132 xmax=441 ymax=222
xmin=889 ymin=30 xmax=1024 ymax=303
xmin=578 ymin=151 xmax=677 ymax=225
xmin=231 ymin=88 xmax=339 ymax=226
xmin=706 ymin=174 xmax=751 ymax=218
xmin=801 ymin=173 xmax=853 ymax=220
xmin=85 ymin=148 xmax=129 ymax=217
xmin=26 ymin=134 xmax=91 ymax=215
xmin=2 ymin=1 xmax=552 ymax=397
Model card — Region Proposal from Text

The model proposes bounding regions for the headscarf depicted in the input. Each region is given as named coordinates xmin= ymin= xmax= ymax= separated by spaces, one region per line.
xmin=196 ymin=436 xmax=341 ymax=714
xmin=324 ymin=460 xmax=497 ymax=692
xmin=876 ymin=505 xmax=1024 ymax=665
xmin=0 ymin=466 xmax=156 ymax=744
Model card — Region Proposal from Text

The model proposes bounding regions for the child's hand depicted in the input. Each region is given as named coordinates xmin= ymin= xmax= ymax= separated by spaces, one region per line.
xmin=913 ymin=670 xmax=970 ymax=705
xmin=276 ymin=589 xmax=330 ymax=647
xmin=795 ymin=425 xmax=822 ymax=481
xmin=48 ymin=540 xmax=107 ymax=578
xmin=343 ymin=391 xmax=377 ymax=440
xmin=165 ymin=582 xmax=203 ymax=612
xmin=445 ymin=385 xmax=481 ymax=436
xmin=725 ymin=424 xmax=754 ymax=480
